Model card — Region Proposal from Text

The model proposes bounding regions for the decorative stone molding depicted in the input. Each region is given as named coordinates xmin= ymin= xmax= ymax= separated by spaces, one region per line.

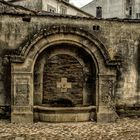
xmin=101 ymin=80 xmax=116 ymax=111
xmin=14 ymin=79 xmax=29 ymax=106
xmin=97 ymin=75 xmax=118 ymax=123
xmin=8 ymin=25 xmax=119 ymax=66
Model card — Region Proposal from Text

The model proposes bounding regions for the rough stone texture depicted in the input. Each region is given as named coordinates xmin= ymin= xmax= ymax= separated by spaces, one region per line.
xmin=0 ymin=1 xmax=140 ymax=122
xmin=43 ymin=54 xmax=84 ymax=106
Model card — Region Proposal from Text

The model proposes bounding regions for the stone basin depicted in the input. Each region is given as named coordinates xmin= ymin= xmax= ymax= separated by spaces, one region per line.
xmin=34 ymin=106 xmax=96 ymax=122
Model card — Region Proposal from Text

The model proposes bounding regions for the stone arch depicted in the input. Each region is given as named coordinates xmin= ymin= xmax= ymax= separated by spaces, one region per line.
xmin=9 ymin=25 xmax=118 ymax=123
xmin=10 ymin=25 xmax=113 ymax=66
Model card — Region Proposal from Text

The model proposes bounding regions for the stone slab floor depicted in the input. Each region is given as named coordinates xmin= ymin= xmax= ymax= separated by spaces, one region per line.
xmin=0 ymin=118 xmax=139 ymax=140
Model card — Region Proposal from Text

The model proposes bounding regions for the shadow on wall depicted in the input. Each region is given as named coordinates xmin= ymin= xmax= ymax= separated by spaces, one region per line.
xmin=137 ymin=43 xmax=140 ymax=92
xmin=43 ymin=98 xmax=74 ymax=107
xmin=136 ymin=41 xmax=140 ymax=104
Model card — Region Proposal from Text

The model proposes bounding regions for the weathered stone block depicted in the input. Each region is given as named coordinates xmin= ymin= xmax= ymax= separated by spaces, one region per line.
xmin=97 ymin=111 xmax=118 ymax=123
xmin=11 ymin=112 xmax=33 ymax=123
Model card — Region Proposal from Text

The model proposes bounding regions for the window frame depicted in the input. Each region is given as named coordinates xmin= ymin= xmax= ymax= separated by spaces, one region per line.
xmin=60 ymin=5 xmax=67 ymax=15
xmin=96 ymin=6 xmax=102 ymax=18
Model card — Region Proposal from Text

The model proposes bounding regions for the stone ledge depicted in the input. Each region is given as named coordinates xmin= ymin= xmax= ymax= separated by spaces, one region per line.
xmin=34 ymin=105 xmax=96 ymax=111
xmin=116 ymin=105 xmax=140 ymax=117
xmin=34 ymin=106 xmax=96 ymax=122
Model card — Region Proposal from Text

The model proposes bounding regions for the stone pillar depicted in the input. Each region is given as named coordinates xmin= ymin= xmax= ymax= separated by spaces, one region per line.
xmin=11 ymin=73 xmax=33 ymax=123
xmin=97 ymin=75 xmax=118 ymax=123
xmin=34 ymin=58 xmax=46 ymax=105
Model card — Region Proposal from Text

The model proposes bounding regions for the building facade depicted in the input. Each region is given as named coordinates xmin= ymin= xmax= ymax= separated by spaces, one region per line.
xmin=7 ymin=0 xmax=92 ymax=17
xmin=81 ymin=0 xmax=140 ymax=19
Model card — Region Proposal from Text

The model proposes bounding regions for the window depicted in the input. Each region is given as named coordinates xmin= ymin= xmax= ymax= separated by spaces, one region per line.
xmin=136 ymin=13 xmax=140 ymax=19
xmin=96 ymin=6 xmax=102 ymax=18
xmin=47 ymin=4 xmax=56 ymax=13
xmin=49 ymin=9 xmax=55 ymax=13
xmin=60 ymin=6 xmax=67 ymax=15
xmin=93 ymin=25 xmax=100 ymax=31
xmin=126 ymin=0 xmax=133 ymax=18
xmin=127 ymin=0 xmax=132 ymax=5
xmin=129 ymin=7 xmax=132 ymax=16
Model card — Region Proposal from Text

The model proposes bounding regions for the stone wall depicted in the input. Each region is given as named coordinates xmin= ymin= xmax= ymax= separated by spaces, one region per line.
xmin=0 ymin=1 xmax=140 ymax=117
xmin=43 ymin=54 xmax=84 ymax=106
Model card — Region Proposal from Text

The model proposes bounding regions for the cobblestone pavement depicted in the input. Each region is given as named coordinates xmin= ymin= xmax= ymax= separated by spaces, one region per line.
xmin=0 ymin=118 xmax=139 ymax=140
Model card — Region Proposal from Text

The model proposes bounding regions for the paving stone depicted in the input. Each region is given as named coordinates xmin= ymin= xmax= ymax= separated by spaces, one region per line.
xmin=0 ymin=118 xmax=139 ymax=140
xmin=15 ymin=137 xmax=25 ymax=140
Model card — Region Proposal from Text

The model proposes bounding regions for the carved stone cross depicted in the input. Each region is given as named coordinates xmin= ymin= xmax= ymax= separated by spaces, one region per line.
xmin=57 ymin=78 xmax=72 ymax=92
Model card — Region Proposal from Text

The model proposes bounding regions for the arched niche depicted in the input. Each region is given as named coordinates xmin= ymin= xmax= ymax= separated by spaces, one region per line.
xmin=34 ymin=44 xmax=96 ymax=108
xmin=9 ymin=25 xmax=119 ymax=123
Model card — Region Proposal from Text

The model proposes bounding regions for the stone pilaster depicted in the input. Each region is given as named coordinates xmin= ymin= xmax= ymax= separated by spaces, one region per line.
xmin=97 ymin=75 xmax=118 ymax=123
xmin=11 ymin=72 xmax=33 ymax=123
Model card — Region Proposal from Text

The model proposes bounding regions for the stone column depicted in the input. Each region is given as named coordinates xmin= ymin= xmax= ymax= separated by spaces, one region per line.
xmin=97 ymin=75 xmax=118 ymax=123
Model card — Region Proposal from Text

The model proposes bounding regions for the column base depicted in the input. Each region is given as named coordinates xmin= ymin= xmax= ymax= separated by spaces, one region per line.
xmin=11 ymin=112 xmax=33 ymax=123
xmin=97 ymin=111 xmax=118 ymax=123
